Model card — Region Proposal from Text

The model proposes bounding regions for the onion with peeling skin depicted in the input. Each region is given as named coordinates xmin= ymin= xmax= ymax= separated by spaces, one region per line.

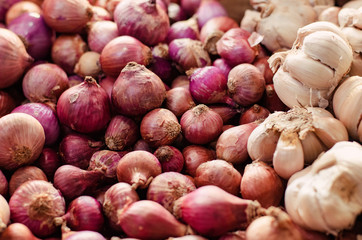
xmin=88 ymin=150 xmax=126 ymax=180
xmin=9 ymin=166 xmax=47 ymax=196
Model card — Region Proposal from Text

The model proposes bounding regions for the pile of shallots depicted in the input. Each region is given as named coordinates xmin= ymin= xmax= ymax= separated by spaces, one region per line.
xmin=0 ymin=0 xmax=361 ymax=239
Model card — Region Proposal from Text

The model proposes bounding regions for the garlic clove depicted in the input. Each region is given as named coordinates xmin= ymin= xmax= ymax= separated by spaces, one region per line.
xmin=306 ymin=106 xmax=334 ymax=118
xmin=273 ymin=131 xmax=304 ymax=179
xmin=341 ymin=27 xmax=362 ymax=52
xmin=312 ymin=116 xmax=349 ymax=149
xmin=318 ymin=6 xmax=341 ymax=25
xmin=247 ymin=123 xmax=280 ymax=163
xmin=338 ymin=7 xmax=357 ymax=27
xmin=300 ymin=131 xmax=327 ymax=164
xmin=283 ymin=51 xmax=334 ymax=89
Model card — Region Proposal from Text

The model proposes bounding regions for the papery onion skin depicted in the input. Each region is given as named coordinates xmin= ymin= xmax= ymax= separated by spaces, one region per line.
xmin=9 ymin=166 xmax=47 ymax=196
xmin=12 ymin=102 xmax=61 ymax=146
xmin=154 ymin=145 xmax=185 ymax=172
xmin=0 ymin=113 xmax=45 ymax=171
xmin=182 ymin=145 xmax=216 ymax=177
xmin=9 ymin=180 xmax=66 ymax=238
xmin=111 ymin=62 xmax=166 ymax=117
xmin=87 ymin=20 xmax=118 ymax=54
xmin=42 ymin=0 xmax=93 ymax=33
xmin=114 ymin=0 xmax=170 ymax=46
xmin=0 ymin=28 xmax=34 ymax=89
xmin=200 ymin=16 xmax=239 ymax=43
xmin=88 ymin=150 xmax=125 ymax=179
xmin=57 ymin=76 xmax=111 ymax=134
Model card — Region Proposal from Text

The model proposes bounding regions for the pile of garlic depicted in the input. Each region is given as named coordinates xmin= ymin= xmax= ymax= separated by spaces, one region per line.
xmin=268 ymin=21 xmax=353 ymax=108
xmin=285 ymin=141 xmax=362 ymax=235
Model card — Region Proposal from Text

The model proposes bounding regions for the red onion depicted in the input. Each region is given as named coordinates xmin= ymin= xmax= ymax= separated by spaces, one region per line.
xmin=120 ymin=200 xmax=188 ymax=239
xmin=180 ymin=0 xmax=200 ymax=17
xmin=0 ymin=113 xmax=45 ymax=171
xmin=173 ymin=185 xmax=263 ymax=237
xmin=168 ymin=2 xmax=188 ymax=23
xmin=180 ymin=104 xmax=223 ymax=145
xmin=88 ymin=150 xmax=125 ymax=179
xmin=0 ymin=90 xmax=16 ymax=117
xmin=114 ymin=0 xmax=170 ymax=46
xmin=111 ymin=62 xmax=166 ymax=117
xmin=62 ymin=230 xmax=106 ymax=240
xmin=100 ymin=36 xmax=152 ymax=78
xmin=74 ymin=51 xmax=101 ymax=78
xmin=5 ymin=1 xmax=42 ymax=25
xmin=102 ymin=182 xmax=139 ymax=231
xmin=196 ymin=0 xmax=227 ymax=28
xmin=0 ymin=28 xmax=34 ymax=89
xmin=42 ymin=0 xmax=93 ymax=33
xmin=240 ymin=161 xmax=284 ymax=208
xmin=116 ymin=150 xmax=162 ymax=189
xmin=182 ymin=145 xmax=215 ymax=176
xmin=87 ymin=20 xmax=118 ymax=53
xmin=200 ymin=16 xmax=239 ymax=43
xmin=239 ymin=104 xmax=270 ymax=125
xmin=166 ymin=17 xmax=199 ymax=43
xmin=227 ymin=63 xmax=266 ymax=106
xmin=0 ymin=0 xmax=21 ymax=22
xmin=9 ymin=166 xmax=47 ymax=196
xmin=140 ymin=108 xmax=181 ymax=148
xmin=253 ymin=57 xmax=274 ymax=85
xmin=194 ymin=159 xmax=242 ymax=196
xmin=9 ymin=180 xmax=66 ymax=237
xmin=189 ymin=66 xmax=237 ymax=107
xmin=133 ymin=139 xmax=154 ymax=153
xmin=0 ymin=194 xmax=10 ymax=232
xmin=147 ymin=172 xmax=196 ymax=212
xmin=59 ymin=133 xmax=104 ymax=169
xmin=12 ymin=103 xmax=61 ymax=146
xmin=165 ymin=87 xmax=196 ymax=117
xmin=53 ymin=165 xmax=104 ymax=200
xmin=7 ymin=12 xmax=55 ymax=60
xmin=90 ymin=5 xmax=111 ymax=21
xmin=171 ymin=75 xmax=190 ymax=89
xmin=57 ymin=76 xmax=111 ymax=134
xmin=34 ymin=148 xmax=61 ymax=180
xmin=168 ymin=236 xmax=208 ymax=240
xmin=51 ymin=34 xmax=88 ymax=74
xmin=209 ymin=104 xmax=239 ymax=124
xmin=260 ymin=84 xmax=289 ymax=113
xmin=0 ymin=222 xmax=40 ymax=240
xmin=213 ymin=58 xmax=232 ymax=79
xmin=105 ymin=115 xmax=140 ymax=151
xmin=153 ymin=145 xmax=185 ymax=172
xmin=68 ymin=75 xmax=83 ymax=87
xmin=54 ymin=196 xmax=104 ymax=232
xmin=98 ymin=75 xmax=116 ymax=101
xmin=0 ymin=169 xmax=8 ymax=196
xmin=216 ymin=28 xmax=257 ymax=67
xmin=168 ymin=38 xmax=211 ymax=72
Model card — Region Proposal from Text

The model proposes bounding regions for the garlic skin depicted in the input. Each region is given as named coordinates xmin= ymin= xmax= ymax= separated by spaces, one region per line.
xmin=285 ymin=141 xmax=362 ymax=235
xmin=333 ymin=76 xmax=362 ymax=142
xmin=247 ymin=106 xmax=348 ymax=179
xmin=269 ymin=21 xmax=353 ymax=108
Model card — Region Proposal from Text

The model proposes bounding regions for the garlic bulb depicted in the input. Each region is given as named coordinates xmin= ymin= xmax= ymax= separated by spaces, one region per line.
xmin=333 ymin=76 xmax=362 ymax=142
xmin=247 ymin=0 xmax=317 ymax=52
xmin=269 ymin=21 xmax=353 ymax=108
xmin=247 ymin=106 xmax=349 ymax=179
xmin=285 ymin=141 xmax=362 ymax=235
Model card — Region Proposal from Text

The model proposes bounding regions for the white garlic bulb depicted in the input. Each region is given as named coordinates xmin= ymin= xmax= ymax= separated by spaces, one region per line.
xmin=247 ymin=106 xmax=349 ymax=179
xmin=285 ymin=141 xmax=362 ymax=235
xmin=269 ymin=21 xmax=353 ymax=108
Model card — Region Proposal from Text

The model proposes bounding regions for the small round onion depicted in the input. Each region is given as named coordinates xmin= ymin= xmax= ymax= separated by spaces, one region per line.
xmin=147 ymin=172 xmax=196 ymax=212
xmin=195 ymin=0 xmax=227 ymax=28
xmin=166 ymin=17 xmax=199 ymax=43
xmin=180 ymin=104 xmax=223 ymax=145
xmin=0 ymin=90 xmax=16 ymax=117
xmin=168 ymin=2 xmax=188 ymax=23
xmin=239 ymin=104 xmax=270 ymax=125
xmin=0 ymin=0 xmax=21 ymax=23
xmin=166 ymin=87 xmax=196 ymax=117
xmin=100 ymin=36 xmax=152 ymax=78
xmin=88 ymin=150 xmax=125 ymax=179
xmin=140 ymin=108 xmax=181 ymax=148
xmin=227 ymin=63 xmax=266 ymax=106
xmin=57 ymin=76 xmax=111 ymax=134
xmin=212 ymin=58 xmax=232 ymax=79
xmin=114 ymin=0 xmax=170 ymax=46
xmin=111 ymin=62 xmax=166 ymax=117
xmin=5 ymin=1 xmax=42 ymax=25
xmin=0 ymin=28 xmax=34 ymax=89
xmin=0 ymin=222 xmax=39 ymax=240
xmin=260 ymin=84 xmax=289 ymax=113
xmin=253 ymin=57 xmax=274 ymax=85
xmin=34 ymin=147 xmax=61 ymax=180
xmin=9 ymin=166 xmax=47 ymax=196
xmin=51 ymin=34 xmax=88 ymax=74
xmin=74 ymin=51 xmax=101 ymax=78
xmin=87 ymin=20 xmax=118 ymax=53
xmin=12 ymin=102 xmax=61 ymax=146
xmin=105 ymin=115 xmax=140 ymax=151
xmin=208 ymin=104 xmax=239 ymax=124
xmin=171 ymin=75 xmax=190 ymax=89
xmin=182 ymin=145 xmax=215 ymax=177
xmin=9 ymin=180 xmax=66 ymax=237
xmin=42 ymin=0 xmax=93 ymax=33
xmin=154 ymin=145 xmax=185 ymax=172
xmin=0 ymin=113 xmax=45 ymax=171
xmin=200 ymin=16 xmax=239 ymax=43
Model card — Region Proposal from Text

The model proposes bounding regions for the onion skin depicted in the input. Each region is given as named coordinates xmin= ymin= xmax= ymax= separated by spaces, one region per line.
xmin=120 ymin=200 xmax=188 ymax=240
xmin=0 ymin=28 xmax=34 ymax=89
xmin=9 ymin=166 xmax=47 ymax=196
xmin=0 ymin=194 xmax=10 ymax=232
xmin=34 ymin=148 xmax=61 ymax=180
xmin=166 ymin=17 xmax=199 ymax=44
xmin=116 ymin=150 xmax=162 ymax=189
xmin=62 ymin=230 xmax=106 ymax=240
xmin=87 ymin=20 xmax=118 ymax=54
xmin=9 ymin=180 xmax=66 ymax=238
xmin=0 ymin=113 xmax=45 ymax=171
xmin=0 ymin=169 xmax=8 ymax=196
xmin=173 ymin=185 xmax=263 ymax=237
xmin=209 ymin=105 xmax=239 ymax=124
xmin=111 ymin=62 xmax=166 ymax=117
xmin=165 ymin=87 xmax=196 ymax=117
xmin=5 ymin=1 xmax=42 ymax=25
xmin=253 ymin=57 xmax=274 ymax=85
xmin=88 ymin=150 xmax=125 ymax=179
xmin=42 ymin=0 xmax=93 ymax=33
xmin=0 ymin=223 xmax=40 ymax=240
xmin=200 ymin=16 xmax=239 ymax=43
xmin=182 ymin=145 xmax=216 ymax=177
xmin=239 ymin=104 xmax=270 ymax=125
xmin=73 ymin=51 xmax=101 ymax=78
xmin=154 ymin=145 xmax=185 ymax=172
xmin=0 ymin=90 xmax=16 ymax=118
xmin=57 ymin=76 xmax=111 ymax=134
xmin=195 ymin=0 xmax=228 ymax=28
xmin=213 ymin=58 xmax=232 ymax=79
xmin=260 ymin=84 xmax=289 ymax=113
